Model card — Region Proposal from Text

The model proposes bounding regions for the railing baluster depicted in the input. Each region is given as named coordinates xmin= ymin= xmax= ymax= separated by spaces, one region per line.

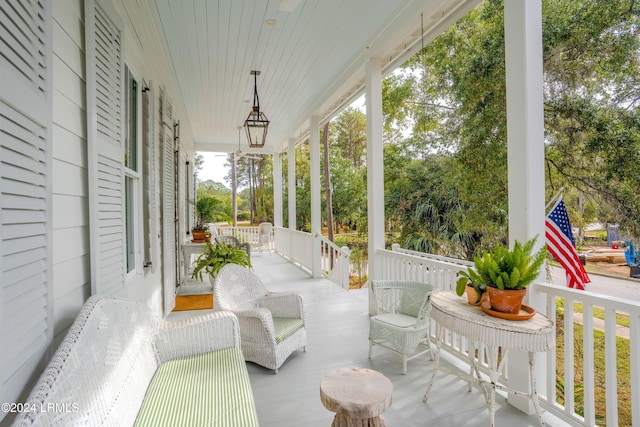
xmin=631 ymin=312 xmax=640 ymax=426
xmin=604 ymin=307 xmax=618 ymax=427
xmin=564 ymin=297 xmax=576 ymax=417
xmin=582 ymin=304 xmax=595 ymax=426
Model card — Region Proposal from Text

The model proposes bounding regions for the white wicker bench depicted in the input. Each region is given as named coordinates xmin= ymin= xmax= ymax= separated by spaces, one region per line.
xmin=13 ymin=295 xmax=259 ymax=427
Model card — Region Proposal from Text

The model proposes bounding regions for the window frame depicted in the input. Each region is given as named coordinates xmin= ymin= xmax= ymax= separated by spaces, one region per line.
xmin=124 ymin=64 xmax=143 ymax=277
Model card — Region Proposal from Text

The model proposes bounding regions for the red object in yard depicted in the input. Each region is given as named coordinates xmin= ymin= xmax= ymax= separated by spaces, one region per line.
xmin=612 ymin=244 xmax=619 ymax=249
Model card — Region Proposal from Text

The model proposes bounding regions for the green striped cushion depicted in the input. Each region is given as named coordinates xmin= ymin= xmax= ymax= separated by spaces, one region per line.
xmin=134 ymin=347 xmax=259 ymax=427
xmin=272 ymin=318 xmax=304 ymax=343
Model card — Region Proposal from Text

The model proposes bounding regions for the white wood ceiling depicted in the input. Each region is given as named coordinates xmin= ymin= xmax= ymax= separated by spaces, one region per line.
xmin=150 ymin=0 xmax=480 ymax=153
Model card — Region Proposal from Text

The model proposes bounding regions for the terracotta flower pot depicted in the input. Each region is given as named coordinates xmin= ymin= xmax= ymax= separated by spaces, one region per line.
xmin=486 ymin=287 xmax=526 ymax=314
xmin=191 ymin=229 xmax=207 ymax=242
xmin=465 ymin=285 xmax=488 ymax=306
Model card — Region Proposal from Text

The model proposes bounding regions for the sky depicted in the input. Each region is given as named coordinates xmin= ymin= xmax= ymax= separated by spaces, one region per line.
xmin=197 ymin=152 xmax=230 ymax=188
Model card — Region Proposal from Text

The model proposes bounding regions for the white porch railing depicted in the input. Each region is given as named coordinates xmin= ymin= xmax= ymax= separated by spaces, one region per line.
xmin=214 ymin=225 xmax=259 ymax=245
xmin=317 ymin=233 xmax=351 ymax=290
xmin=273 ymin=227 xmax=314 ymax=272
xmin=535 ymin=283 xmax=640 ymax=426
xmin=378 ymin=245 xmax=471 ymax=289
xmin=378 ymin=245 xmax=639 ymax=427
xmin=213 ymin=225 xmax=275 ymax=253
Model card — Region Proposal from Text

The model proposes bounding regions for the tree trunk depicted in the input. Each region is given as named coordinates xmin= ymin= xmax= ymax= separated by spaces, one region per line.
xmin=323 ymin=122 xmax=334 ymax=242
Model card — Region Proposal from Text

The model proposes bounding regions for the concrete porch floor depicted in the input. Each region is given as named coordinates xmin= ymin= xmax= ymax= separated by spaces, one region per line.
xmin=168 ymin=253 xmax=570 ymax=427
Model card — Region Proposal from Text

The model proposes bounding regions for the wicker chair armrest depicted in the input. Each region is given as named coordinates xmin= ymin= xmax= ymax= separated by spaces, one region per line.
xmin=154 ymin=311 xmax=240 ymax=364
xmin=257 ymin=293 xmax=304 ymax=319
xmin=234 ymin=307 xmax=277 ymax=345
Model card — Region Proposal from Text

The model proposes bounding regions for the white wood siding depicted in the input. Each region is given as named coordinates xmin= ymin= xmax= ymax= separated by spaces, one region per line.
xmin=50 ymin=0 xmax=90 ymax=349
xmin=0 ymin=0 xmax=53 ymax=416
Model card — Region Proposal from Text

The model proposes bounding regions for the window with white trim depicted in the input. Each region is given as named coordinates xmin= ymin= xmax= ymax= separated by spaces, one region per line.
xmin=125 ymin=66 xmax=141 ymax=275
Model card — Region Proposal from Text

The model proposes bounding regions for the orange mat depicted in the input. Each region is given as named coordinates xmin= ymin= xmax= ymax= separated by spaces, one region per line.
xmin=174 ymin=294 xmax=214 ymax=311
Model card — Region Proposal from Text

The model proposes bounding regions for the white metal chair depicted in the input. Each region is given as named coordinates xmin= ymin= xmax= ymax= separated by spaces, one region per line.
xmin=368 ymin=280 xmax=434 ymax=374
xmin=213 ymin=264 xmax=307 ymax=373
xmin=256 ymin=222 xmax=273 ymax=254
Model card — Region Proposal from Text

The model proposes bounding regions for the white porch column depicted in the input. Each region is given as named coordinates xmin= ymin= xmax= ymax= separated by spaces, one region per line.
xmin=288 ymin=138 xmax=296 ymax=231
xmin=366 ymin=57 xmax=384 ymax=286
xmin=310 ymin=115 xmax=322 ymax=278
xmin=505 ymin=0 xmax=545 ymax=414
xmin=273 ymin=152 xmax=283 ymax=228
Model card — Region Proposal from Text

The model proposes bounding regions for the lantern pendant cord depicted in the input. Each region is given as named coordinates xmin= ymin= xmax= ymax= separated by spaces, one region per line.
xmin=253 ymin=72 xmax=260 ymax=111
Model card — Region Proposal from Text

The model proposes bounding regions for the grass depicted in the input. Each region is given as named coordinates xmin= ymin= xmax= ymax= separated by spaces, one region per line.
xmin=571 ymin=303 xmax=631 ymax=328
xmin=555 ymin=301 xmax=631 ymax=426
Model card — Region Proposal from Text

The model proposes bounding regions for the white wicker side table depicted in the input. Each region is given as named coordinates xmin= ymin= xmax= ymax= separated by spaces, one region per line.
xmin=423 ymin=291 xmax=555 ymax=427
xmin=182 ymin=242 xmax=206 ymax=276
xmin=320 ymin=368 xmax=393 ymax=427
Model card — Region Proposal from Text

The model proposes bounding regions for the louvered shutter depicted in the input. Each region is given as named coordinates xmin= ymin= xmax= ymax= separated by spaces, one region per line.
xmin=161 ymin=94 xmax=176 ymax=315
xmin=0 ymin=0 xmax=52 ymax=412
xmin=86 ymin=0 xmax=125 ymax=295
xmin=142 ymin=83 xmax=158 ymax=274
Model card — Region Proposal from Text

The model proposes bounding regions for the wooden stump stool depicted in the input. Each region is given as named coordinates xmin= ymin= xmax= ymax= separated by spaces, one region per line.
xmin=320 ymin=368 xmax=393 ymax=427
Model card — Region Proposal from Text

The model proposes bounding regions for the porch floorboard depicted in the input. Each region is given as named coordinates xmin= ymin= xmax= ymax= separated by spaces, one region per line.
xmin=169 ymin=253 xmax=570 ymax=427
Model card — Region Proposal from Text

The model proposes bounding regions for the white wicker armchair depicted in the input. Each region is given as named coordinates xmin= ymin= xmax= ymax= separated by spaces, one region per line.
xmin=213 ymin=264 xmax=307 ymax=373
xmin=368 ymin=280 xmax=434 ymax=374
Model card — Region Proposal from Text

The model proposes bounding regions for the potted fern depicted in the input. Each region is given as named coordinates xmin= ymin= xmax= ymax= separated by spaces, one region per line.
xmin=458 ymin=236 xmax=546 ymax=314
xmin=191 ymin=242 xmax=252 ymax=285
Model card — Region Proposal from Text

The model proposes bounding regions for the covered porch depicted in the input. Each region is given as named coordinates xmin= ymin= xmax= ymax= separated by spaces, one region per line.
xmin=171 ymin=252 xmax=567 ymax=426
xmin=2 ymin=0 xmax=637 ymax=425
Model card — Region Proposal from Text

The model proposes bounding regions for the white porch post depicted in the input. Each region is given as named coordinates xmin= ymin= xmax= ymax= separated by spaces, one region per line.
xmin=505 ymin=0 xmax=545 ymax=414
xmin=288 ymin=138 xmax=297 ymax=232
xmin=273 ymin=152 xmax=283 ymax=228
xmin=366 ymin=57 xmax=384 ymax=291
xmin=310 ymin=115 xmax=322 ymax=278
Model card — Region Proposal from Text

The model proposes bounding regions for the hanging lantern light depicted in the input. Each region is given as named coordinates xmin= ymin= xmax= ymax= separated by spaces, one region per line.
xmin=244 ymin=70 xmax=269 ymax=148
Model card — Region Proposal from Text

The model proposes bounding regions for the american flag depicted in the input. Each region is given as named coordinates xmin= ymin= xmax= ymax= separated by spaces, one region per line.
xmin=545 ymin=197 xmax=589 ymax=290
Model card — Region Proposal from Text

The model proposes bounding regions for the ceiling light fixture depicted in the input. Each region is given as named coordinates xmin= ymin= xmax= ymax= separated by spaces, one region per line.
xmin=244 ymin=70 xmax=269 ymax=148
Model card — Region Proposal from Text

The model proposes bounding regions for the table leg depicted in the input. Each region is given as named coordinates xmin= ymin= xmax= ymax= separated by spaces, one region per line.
xmin=331 ymin=413 xmax=386 ymax=427
xmin=529 ymin=352 xmax=545 ymax=427
xmin=423 ymin=324 xmax=444 ymax=402
xmin=472 ymin=345 xmax=500 ymax=427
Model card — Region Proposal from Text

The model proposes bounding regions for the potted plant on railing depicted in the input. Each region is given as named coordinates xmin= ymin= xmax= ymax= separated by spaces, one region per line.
xmin=458 ymin=236 xmax=546 ymax=315
xmin=191 ymin=242 xmax=252 ymax=286
xmin=191 ymin=223 xmax=210 ymax=242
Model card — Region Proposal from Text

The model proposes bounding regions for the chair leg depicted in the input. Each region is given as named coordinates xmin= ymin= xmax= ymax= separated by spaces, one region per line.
xmin=368 ymin=341 xmax=373 ymax=359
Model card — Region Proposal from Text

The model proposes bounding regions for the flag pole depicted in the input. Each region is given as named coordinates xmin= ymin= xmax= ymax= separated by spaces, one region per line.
xmin=545 ymin=187 xmax=564 ymax=212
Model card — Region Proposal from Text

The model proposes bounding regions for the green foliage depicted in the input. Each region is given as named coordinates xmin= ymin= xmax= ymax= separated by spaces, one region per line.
xmin=191 ymin=242 xmax=252 ymax=282
xmin=191 ymin=223 xmax=210 ymax=231
xmin=381 ymin=0 xmax=640 ymax=249
xmin=458 ymin=236 xmax=547 ymax=291
xmin=195 ymin=196 xmax=222 ymax=224
xmin=196 ymin=180 xmax=233 ymax=223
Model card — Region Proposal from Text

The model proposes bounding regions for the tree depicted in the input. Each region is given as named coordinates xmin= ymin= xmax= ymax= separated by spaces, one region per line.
xmin=382 ymin=0 xmax=640 ymax=250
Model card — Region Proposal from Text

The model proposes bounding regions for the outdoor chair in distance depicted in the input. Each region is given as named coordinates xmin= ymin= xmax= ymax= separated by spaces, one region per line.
xmin=215 ymin=235 xmax=251 ymax=259
xmin=256 ymin=222 xmax=273 ymax=254
xmin=368 ymin=280 xmax=434 ymax=374
xmin=213 ymin=264 xmax=307 ymax=373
